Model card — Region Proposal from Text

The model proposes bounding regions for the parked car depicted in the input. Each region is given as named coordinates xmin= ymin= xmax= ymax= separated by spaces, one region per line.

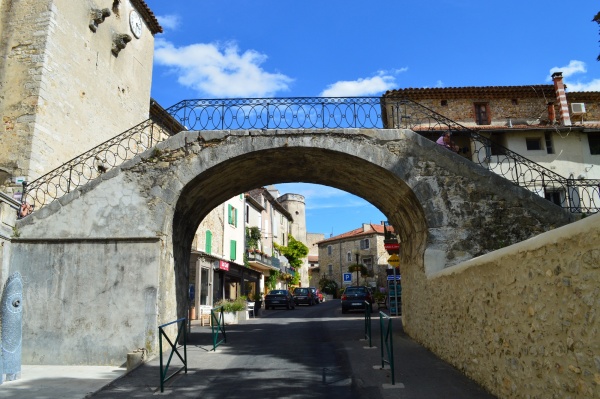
xmin=310 ymin=287 xmax=324 ymax=303
xmin=264 ymin=290 xmax=295 ymax=310
xmin=341 ymin=286 xmax=374 ymax=313
xmin=308 ymin=287 xmax=321 ymax=304
xmin=293 ymin=287 xmax=316 ymax=306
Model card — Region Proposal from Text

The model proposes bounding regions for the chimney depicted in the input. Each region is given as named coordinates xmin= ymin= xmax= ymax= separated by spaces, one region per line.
xmin=547 ymin=102 xmax=556 ymax=124
xmin=552 ymin=72 xmax=571 ymax=126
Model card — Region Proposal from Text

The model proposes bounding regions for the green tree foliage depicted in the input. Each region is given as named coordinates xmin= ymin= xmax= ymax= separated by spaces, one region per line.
xmin=594 ymin=11 xmax=600 ymax=61
xmin=274 ymin=235 xmax=308 ymax=286
xmin=245 ymin=226 xmax=261 ymax=249
xmin=319 ymin=276 xmax=339 ymax=296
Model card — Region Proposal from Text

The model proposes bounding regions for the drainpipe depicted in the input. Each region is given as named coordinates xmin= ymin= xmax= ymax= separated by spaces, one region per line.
xmin=552 ymin=72 xmax=571 ymax=126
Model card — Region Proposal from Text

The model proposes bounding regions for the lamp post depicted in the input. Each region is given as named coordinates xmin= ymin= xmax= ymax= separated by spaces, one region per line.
xmin=355 ymin=253 xmax=360 ymax=286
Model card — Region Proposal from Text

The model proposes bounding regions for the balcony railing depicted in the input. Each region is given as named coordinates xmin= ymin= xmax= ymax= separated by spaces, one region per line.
xmin=247 ymin=252 xmax=279 ymax=269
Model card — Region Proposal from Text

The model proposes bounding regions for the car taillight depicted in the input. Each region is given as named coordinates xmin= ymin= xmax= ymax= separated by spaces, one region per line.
xmin=341 ymin=294 xmax=347 ymax=300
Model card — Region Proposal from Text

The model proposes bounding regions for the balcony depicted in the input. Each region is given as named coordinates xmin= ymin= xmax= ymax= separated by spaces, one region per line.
xmin=247 ymin=251 xmax=280 ymax=272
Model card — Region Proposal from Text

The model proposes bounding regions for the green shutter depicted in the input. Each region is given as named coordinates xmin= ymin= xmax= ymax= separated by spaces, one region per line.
xmin=228 ymin=205 xmax=232 ymax=224
xmin=205 ymin=230 xmax=212 ymax=254
xmin=234 ymin=207 xmax=238 ymax=227
xmin=230 ymin=240 xmax=237 ymax=260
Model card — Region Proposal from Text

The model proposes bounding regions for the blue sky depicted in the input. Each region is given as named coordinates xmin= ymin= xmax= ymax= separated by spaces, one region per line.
xmin=144 ymin=0 xmax=600 ymax=236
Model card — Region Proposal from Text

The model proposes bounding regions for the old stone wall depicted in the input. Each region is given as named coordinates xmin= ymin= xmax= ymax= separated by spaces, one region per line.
xmin=0 ymin=0 xmax=155 ymax=182
xmin=403 ymin=213 xmax=600 ymax=398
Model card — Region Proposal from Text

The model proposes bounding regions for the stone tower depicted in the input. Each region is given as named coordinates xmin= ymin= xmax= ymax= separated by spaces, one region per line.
xmin=0 ymin=0 xmax=161 ymax=197
xmin=277 ymin=193 xmax=309 ymax=286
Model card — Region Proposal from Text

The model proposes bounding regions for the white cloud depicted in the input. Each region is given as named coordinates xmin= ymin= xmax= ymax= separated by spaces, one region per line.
xmin=156 ymin=14 xmax=180 ymax=31
xmin=275 ymin=183 xmax=369 ymax=210
xmin=549 ymin=60 xmax=587 ymax=78
xmin=548 ymin=60 xmax=600 ymax=91
xmin=154 ymin=39 xmax=294 ymax=97
xmin=319 ymin=69 xmax=406 ymax=97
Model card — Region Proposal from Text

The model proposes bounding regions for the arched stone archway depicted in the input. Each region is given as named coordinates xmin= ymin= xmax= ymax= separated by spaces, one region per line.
xmin=11 ymin=128 xmax=573 ymax=365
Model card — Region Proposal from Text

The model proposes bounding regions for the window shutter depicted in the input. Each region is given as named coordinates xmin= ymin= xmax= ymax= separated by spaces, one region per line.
xmin=205 ymin=230 xmax=212 ymax=254
xmin=228 ymin=205 xmax=232 ymax=224
xmin=230 ymin=240 xmax=237 ymax=260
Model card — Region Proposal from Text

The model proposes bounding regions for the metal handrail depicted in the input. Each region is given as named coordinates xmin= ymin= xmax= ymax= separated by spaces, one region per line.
xmin=379 ymin=312 xmax=395 ymax=385
xmin=20 ymin=96 xmax=599 ymax=215
xmin=364 ymin=300 xmax=372 ymax=348
xmin=158 ymin=317 xmax=188 ymax=392
xmin=210 ymin=306 xmax=226 ymax=351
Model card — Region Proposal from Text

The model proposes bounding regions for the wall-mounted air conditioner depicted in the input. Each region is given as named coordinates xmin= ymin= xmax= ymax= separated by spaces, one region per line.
xmin=570 ymin=103 xmax=586 ymax=115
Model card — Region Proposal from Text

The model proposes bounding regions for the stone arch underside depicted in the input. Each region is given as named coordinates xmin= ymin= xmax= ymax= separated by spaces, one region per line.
xmin=12 ymin=128 xmax=574 ymax=365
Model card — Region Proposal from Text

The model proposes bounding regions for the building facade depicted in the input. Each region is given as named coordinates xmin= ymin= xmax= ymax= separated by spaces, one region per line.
xmin=317 ymin=223 xmax=393 ymax=293
xmin=0 ymin=0 xmax=161 ymax=198
xmin=382 ymin=72 xmax=600 ymax=210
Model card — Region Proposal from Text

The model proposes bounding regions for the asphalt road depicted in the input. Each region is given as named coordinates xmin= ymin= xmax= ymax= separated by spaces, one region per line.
xmin=89 ymin=299 xmax=496 ymax=398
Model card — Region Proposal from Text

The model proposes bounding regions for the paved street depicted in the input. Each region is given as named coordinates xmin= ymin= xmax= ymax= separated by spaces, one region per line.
xmin=88 ymin=300 xmax=495 ymax=399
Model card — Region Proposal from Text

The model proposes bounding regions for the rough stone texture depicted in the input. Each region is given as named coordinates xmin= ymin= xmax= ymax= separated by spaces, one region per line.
xmin=0 ymin=0 xmax=155 ymax=182
xmin=9 ymin=128 xmax=574 ymax=365
xmin=404 ymin=213 xmax=600 ymax=399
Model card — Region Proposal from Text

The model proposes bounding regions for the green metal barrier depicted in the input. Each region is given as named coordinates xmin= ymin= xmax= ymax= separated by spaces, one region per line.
xmin=211 ymin=306 xmax=227 ymax=351
xmin=158 ymin=317 xmax=188 ymax=392
xmin=379 ymin=312 xmax=395 ymax=385
xmin=364 ymin=300 xmax=372 ymax=347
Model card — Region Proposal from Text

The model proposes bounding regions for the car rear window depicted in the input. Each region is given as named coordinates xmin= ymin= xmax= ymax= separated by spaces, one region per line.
xmin=294 ymin=288 xmax=308 ymax=294
xmin=345 ymin=287 xmax=366 ymax=294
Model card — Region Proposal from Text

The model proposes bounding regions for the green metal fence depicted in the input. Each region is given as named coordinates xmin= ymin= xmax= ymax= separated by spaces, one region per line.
xmin=379 ymin=312 xmax=396 ymax=385
xmin=211 ymin=306 xmax=227 ymax=351
xmin=158 ymin=317 xmax=188 ymax=392
xmin=364 ymin=300 xmax=372 ymax=347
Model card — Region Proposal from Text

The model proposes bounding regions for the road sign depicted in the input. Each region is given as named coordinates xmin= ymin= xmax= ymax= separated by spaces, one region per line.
xmin=388 ymin=254 xmax=400 ymax=267
xmin=384 ymin=242 xmax=400 ymax=251
xmin=343 ymin=273 xmax=352 ymax=284
xmin=387 ymin=275 xmax=401 ymax=280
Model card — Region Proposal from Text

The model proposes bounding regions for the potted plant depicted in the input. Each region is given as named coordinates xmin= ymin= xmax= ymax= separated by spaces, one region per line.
xmin=215 ymin=297 xmax=247 ymax=325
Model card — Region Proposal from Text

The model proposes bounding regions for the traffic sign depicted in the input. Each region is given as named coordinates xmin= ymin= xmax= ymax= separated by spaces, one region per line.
xmin=384 ymin=242 xmax=400 ymax=251
xmin=387 ymin=275 xmax=401 ymax=280
xmin=388 ymin=254 xmax=400 ymax=267
xmin=343 ymin=273 xmax=352 ymax=284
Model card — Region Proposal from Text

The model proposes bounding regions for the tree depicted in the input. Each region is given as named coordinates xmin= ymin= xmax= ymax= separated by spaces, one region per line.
xmin=274 ymin=235 xmax=308 ymax=286
xmin=594 ymin=11 xmax=600 ymax=61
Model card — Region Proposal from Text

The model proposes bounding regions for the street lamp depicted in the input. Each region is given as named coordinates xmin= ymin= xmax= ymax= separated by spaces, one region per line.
xmin=355 ymin=253 xmax=360 ymax=286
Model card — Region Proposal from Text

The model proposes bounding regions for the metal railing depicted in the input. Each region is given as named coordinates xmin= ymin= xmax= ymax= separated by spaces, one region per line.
xmin=379 ymin=312 xmax=395 ymax=385
xmin=210 ymin=306 xmax=226 ymax=351
xmin=158 ymin=317 xmax=188 ymax=393
xmin=364 ymin=300 xmax=372 ymax=348
xmin=20 ymin=97 xmax=599 ymax=215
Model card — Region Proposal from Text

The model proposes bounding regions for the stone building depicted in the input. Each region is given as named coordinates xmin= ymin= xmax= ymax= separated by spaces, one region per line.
xmin=306 ymin=232 xmax=324 ymax=287
xmin=0 ymin=0 xmax=162 ymax=198
xmin=317 ymin=222 xmax=392 ymax=292
xmin=382 ymin=72 xmax=600 ymax=208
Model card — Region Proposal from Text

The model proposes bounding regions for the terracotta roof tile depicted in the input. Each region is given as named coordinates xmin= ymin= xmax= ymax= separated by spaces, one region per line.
xmin=317 ymin=223 xmax=394 ymax=245
xmin=132 ymin=0 xmax=163 ymax=34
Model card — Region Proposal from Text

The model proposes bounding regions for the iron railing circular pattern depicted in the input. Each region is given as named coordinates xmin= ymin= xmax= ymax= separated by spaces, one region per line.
xmin=23 ymin=118 xmax=173 ymax=210
xmin=21 ymin=96 xmax=599 ymax=215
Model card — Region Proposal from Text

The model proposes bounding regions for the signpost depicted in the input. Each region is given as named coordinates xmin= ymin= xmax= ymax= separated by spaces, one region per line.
xmin=387 ymin=255 xmax=400 ymax=316
xmin=343 ymin=272 xmax=352 ymax=285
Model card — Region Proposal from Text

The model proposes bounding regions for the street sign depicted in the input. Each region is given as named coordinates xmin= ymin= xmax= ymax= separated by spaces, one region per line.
xmin=384 ymin=242 xmax=400 ymax=251
xmin=343 ymin=273 xmax=352 ymax=284
xmin=387 ymin=275 xmax=401 ymax=280
xmin=387 ymin=254 xmax=400 ymax=267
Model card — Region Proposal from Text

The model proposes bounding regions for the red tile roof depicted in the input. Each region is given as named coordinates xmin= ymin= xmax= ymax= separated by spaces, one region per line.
xmin=132 ymin=0 xmax=163 ymax=34
xmin=317 ymin=223 xmax=394 ymax=245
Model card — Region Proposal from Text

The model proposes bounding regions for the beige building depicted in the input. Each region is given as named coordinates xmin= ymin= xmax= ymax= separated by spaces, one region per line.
xmin=0 ymin=0 xmax=161 ymax=198
xmin=317 ymin=222 xmax=393 ymax=293
xmin=383 ymin=72 xmax=600 ymax=210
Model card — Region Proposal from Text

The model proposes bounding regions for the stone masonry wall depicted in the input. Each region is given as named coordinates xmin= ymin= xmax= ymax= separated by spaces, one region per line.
xmin=404 ymin=213 xmax=600 ymax=398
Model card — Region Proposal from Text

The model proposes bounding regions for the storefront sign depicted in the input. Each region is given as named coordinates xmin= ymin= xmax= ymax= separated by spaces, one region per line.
xmin=219 ymin=260 xmax=230 ymax=271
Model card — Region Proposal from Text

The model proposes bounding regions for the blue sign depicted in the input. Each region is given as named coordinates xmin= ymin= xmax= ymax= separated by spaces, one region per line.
xmin=387 ymin=275 xmax=401 ymax=280
xmin=343 ymin=273 xmax=352 ymax=282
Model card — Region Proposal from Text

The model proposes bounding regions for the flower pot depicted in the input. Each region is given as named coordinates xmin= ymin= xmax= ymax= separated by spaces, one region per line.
xmin=223 ymin=311 xmax=238 ymax=325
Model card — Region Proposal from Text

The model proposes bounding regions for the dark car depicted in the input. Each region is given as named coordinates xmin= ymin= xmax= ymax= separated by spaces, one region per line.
xmin=293 ymin=287 xmax=316 ymax=306
xmin=341 ymin=286 xmax=374 ymax=313
xmin=264 ymin=290 xmax=295 ymax=310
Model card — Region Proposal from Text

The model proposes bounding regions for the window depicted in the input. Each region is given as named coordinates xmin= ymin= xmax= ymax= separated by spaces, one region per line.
xmin=511 ymin=99 xmax=518 ymax=105
xmin=544 ymin=189 xmax=563 ymax=207
xmin=227 ymin=205 xmax=238 ymax=227
xmin=363 ymin=257 xmax=373 ymax=272
xmin=230 ymin=240 xmax=237 ymax=260
xmin=545 ymin=132 xmax=554 ymax=154
xmin=474 ymin=103 xmax=490 ymax=125
xmin=328 ymin=264 xmax=333 ymax=276
xmin=360 ymin=239 xmax=370 ymax=250
xmin=327 ymin=245 xmax=332 ymax=255
xmin=245 ymin=205 xmax=249 ymax=223
xmin=441 ymin=100 xmax=448 ymax=106
xmin=589 ymin=134 xmax=600 ymax=155
xmin=347 ymin=252 xmax=352 ymax=262
xmin=526 ymin=138 xmax=542 ymax=151
xmin=205 ymin=230 xmax=212 ymax=254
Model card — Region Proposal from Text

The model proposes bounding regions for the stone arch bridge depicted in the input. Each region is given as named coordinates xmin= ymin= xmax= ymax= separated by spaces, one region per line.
xmin=11 ymin=127 xmax=573 ymax=366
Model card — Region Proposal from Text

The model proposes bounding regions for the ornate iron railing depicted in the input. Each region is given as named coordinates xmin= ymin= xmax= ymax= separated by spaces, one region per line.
xmin=21 ymin=97 xmax=599 ymax=215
